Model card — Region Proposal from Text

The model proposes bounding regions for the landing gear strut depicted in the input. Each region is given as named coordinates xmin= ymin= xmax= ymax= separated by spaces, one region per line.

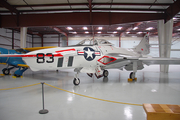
xmin=73 ymin=72 xmax=80 ymax=86
xmin=128 ymin=61 xmax=137 ymax=82
xmin=14 ymin=67 xmax=28 ymax=77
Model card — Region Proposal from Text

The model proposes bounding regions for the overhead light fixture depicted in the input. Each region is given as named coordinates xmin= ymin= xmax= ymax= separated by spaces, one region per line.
xmin=67 ymin=27 xmax=73 ymax=30
xmin=98 ymin=27 xmax=103 ymax=30
xmin=137 ymin=32 xmax=142 ymax=34
xmin=117 ymin=27 xmax=122 ymax=30
xmin=113 ymin=31 xmax=117 ymax=34
xmin=177 ymin=28 xmax=180 ymax=31
xmin=133 ymin=27 xmax=138 ymax=30
xmin=97 ymin=31 xmax=101 ymax=34
xmin=69 ymin=31 xmax=77 ymax=34
xmin=83 ymin=27 xmax=88 ymax=30
xmin=173 ymin=17 xmax=177 ymax=20
xmin=85 ymin=31 xmax=89 ymax=34
xmin=146 ymin=27 xmax=153 ymax=31
xmin=126 ymin=32 xmax=130 ymax=34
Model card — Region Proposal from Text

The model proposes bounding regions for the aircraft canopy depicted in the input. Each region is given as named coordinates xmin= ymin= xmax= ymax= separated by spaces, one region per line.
xmin=76 ymin=39 xmax=113 ymax=46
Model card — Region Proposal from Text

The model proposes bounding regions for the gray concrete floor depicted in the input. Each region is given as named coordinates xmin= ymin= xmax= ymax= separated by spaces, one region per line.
xmin=0 ymin=65 xmax=180 ymax=120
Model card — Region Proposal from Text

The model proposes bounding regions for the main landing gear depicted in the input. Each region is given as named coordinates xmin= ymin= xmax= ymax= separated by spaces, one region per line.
xmin=73 ymin=70 xmax=109 ymax=86
xmin=2 ymin=68 xmax=10 ymax=75
xmin=2 ymin=66 xmax=15 ymax=75
xmin=128 ymin=61 xmax=137 ymax=82
xmin=103 ymin=70 xmax=109 ymax=77
xmin=128 ymin=72 xmax=137 ymax=82
xmin=1 ymin=66 xmax=28 ymax=78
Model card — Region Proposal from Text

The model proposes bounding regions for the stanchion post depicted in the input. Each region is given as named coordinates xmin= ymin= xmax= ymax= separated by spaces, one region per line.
xmin=39 ymin=82 xmax=49 ymax=114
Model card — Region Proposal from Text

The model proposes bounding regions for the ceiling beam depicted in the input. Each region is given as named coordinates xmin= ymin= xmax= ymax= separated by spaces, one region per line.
xmin=88 ymin=0 xmax=92 ymax=25
xmin=165 ymin=0 xmax=180 ymax=22
xmin=12 ymin=3 xmax=172 ymax=8
xmin=0 ymin=0 xmax=18 ymax=14
xmin=50 ymin=26 xmax=67 ymax=36
xmin=8 ymin=8 xmax=164 ymax=13
xmin=1 ymin=12 xmax=165 ymax=28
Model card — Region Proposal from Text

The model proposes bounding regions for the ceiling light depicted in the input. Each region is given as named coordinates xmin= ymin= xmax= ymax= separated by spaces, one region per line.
xmin=177 ymin=29 xmax=180 ymax=31
xmin=85 ymin=31 xmax=89 ymax=34
xmin=67 ymin=27 xmax=73 ymax=30
xmin=133 ymin=27 xmax=138 ymax=30
xmin=97 ymin=31 xmax=101 ymax=34
xmin=126 ymin=32 xmax=130 ymax=34
xmin=72 ymin=32 xmax=77 ymax=34
xmin=98 ymin=27 xmax=103 ymax=30
xmin=117 ymin=27 xmax=122 ymax=30
xmin=146 ymin=27 xmax=153 ymax=31
xmin=137 ymin=32 xmax=142 ymax=34
xmin=83 ymin=27 xmax=88 ymax=30
xmin=113 ymin=31 xmax=117 ymax=34
xmin=173 ymin=17 xmax=178 ymax=20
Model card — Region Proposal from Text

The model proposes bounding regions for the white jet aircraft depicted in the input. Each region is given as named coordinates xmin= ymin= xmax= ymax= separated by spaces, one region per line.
xmin=1 ymin=33 xmax=180 ymax=85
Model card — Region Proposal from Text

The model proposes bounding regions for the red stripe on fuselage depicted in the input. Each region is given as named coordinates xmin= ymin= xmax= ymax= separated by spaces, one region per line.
xmin=78 ymin=51 xmax=84 ymax=53
xmin=55 ymin=48 xmax=75 ymax=53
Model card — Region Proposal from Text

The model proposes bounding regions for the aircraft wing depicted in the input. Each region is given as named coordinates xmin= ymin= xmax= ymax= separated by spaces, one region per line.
xmin=103 ymin=53 xmax=180 ymax=70
xmin=0 ymin=63 xmax=7 ymax=65
xmin=23 ymin=46 xmax=57 ymax=51
xmin=105 ymin=53 xmax=180 ymax=65
xmin=139 ymin=57 xmax=180 ymax=65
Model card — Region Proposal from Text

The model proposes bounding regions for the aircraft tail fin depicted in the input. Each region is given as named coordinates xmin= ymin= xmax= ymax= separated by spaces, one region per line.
xmin=133 ymin=33 xmax=150 ymax=55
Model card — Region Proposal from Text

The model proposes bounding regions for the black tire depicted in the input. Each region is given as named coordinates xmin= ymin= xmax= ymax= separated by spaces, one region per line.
xmin=129 ymin=72 xmax=135 ymax=79
xmin=3 ymin=68 xmax=10 ymax=75
xmin=103 ymin=70 xmax=109 ymax=77
xmin=73 ymin=78 xmax=80 ymax=86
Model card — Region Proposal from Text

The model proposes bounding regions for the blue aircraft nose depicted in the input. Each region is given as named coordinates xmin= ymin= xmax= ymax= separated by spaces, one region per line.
xmin=0 ymin=47 xmax=8 ymax=63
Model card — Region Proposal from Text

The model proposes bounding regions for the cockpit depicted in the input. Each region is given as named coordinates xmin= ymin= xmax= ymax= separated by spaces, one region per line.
xmin=76 ymin=39 xmax=113 ymax=46
xmin=15 ymin=49 xmax=29 ymax=53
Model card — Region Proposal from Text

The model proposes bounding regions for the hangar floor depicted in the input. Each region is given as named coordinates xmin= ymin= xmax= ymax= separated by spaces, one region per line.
xmin=0 ymin=65 xmax=180 ymax=120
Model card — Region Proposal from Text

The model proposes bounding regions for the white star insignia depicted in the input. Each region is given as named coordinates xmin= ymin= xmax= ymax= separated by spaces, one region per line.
xmin=84 ymin=48 xmax=94 ymax=59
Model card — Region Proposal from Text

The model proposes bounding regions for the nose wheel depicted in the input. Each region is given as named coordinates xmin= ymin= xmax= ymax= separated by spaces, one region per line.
xmin=73 ymin=78 xmax=80 ymax=86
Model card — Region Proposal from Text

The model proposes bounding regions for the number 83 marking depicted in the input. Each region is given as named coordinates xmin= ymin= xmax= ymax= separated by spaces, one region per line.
xmin=36 ymin=53 xmax=54 ymax=63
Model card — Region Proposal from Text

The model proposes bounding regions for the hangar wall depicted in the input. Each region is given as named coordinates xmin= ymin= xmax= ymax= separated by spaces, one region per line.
xmin=0 ymin=28 xmax=179 ymax=58
xmin=0 ymin=28 xmax=32 ymax=49
xmin=33 ymin=34 xmax=67 ymax=47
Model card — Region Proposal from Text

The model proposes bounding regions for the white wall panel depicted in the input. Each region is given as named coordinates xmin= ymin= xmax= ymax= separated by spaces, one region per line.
xmin=0 ymin=28 xmax=32 ymax=49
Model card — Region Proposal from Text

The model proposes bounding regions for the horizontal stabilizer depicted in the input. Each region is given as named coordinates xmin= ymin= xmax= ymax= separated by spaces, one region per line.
xmin=140 ymin=57 xmax=180 ymax=65
xmin=17 ymin=64 xmax=29 ymax=68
